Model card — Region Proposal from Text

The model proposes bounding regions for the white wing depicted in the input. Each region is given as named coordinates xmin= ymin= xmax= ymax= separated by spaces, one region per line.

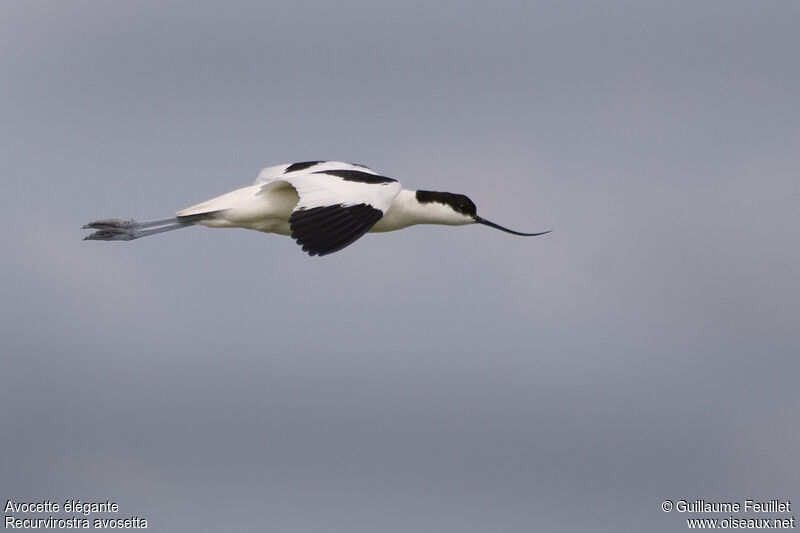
xmin=255 ymin=161 xmax=402 ymax=256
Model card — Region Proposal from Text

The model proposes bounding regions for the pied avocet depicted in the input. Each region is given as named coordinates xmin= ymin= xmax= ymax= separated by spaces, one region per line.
xmin=83 ymin=161 xmax=550 ymax=256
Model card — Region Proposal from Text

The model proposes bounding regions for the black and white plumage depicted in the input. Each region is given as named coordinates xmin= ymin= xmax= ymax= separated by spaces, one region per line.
xmin=84 ymin=161 xmax=550 ymax=256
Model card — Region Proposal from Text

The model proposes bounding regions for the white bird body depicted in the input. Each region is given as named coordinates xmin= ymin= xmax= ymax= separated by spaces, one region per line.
xmin=84 ymin=161 xmax=549 ymax=256
xmin=176 ymin=183 xmax=298 ymax=235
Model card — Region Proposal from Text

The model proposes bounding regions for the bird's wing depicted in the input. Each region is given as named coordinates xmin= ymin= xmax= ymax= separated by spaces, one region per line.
xmin=255 ymin=161 xmax=402 ymax=256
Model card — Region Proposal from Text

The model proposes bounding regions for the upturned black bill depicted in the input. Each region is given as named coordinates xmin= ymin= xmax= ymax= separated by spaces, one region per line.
xmin=475 ymin=216 xmax=551 ymax=237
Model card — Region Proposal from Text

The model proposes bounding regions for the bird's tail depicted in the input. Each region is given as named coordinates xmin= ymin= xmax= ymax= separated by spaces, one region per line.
xmin=82 ymin=214 xmax=209 ymax=241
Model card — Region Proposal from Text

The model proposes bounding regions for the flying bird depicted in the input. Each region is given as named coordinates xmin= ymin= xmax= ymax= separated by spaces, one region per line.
xmin=83 ymin=161 xmax=550 ymax=256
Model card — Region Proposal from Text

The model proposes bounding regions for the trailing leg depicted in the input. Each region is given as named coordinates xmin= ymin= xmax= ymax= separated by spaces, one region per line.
xmin=82 ymin=215 xmax=207 ymax=241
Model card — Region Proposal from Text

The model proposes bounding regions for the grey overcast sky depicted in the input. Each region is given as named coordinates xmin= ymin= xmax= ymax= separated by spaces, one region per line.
xmin=2 ymin=1 xmax=798 ymax=531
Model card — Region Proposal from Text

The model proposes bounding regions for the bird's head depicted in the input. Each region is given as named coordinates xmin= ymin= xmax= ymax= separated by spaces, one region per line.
xmin=415 ymin=190 xmax=551 ymax=236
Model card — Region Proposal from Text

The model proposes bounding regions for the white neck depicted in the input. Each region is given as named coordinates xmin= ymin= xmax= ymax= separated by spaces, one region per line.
xmin=370 ymin=189 xmax=472 ymax=233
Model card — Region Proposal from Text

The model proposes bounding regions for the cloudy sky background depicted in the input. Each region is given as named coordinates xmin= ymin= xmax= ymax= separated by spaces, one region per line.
xmin=2 ymin=2 xmax=798 ymax=531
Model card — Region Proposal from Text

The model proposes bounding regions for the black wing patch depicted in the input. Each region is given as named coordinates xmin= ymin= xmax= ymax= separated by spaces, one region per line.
xmin=313 ymin=169 xmax=396 ymax=184
xmin=290 ymin=203 xmax=384 ymax=256
xmin=284 ymin=161 xmax=324 ymax=173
